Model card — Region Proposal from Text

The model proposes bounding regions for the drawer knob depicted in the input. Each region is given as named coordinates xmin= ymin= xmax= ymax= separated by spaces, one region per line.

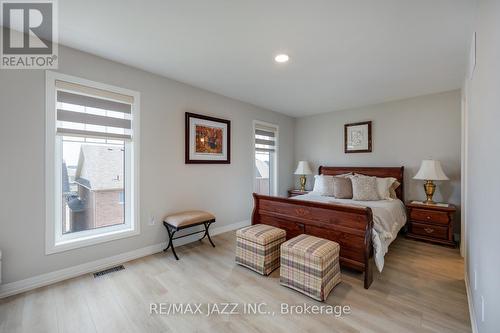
xmin=424 ymin=227 xmax=434 ymax=234
xmin=426 ymin=216 xmax=431 ymax=220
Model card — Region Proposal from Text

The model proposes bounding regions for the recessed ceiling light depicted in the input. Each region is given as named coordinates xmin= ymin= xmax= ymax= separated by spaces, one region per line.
xmin=274 ymin=54 xmax=289 ymax=63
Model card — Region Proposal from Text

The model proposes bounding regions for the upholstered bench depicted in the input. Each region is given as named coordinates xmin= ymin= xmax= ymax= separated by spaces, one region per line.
xmin=280 ymin=234 xmax=341 ymax=301
xmin=163 ymin=210 xmax=215 ymax=260
xmin=236 ymin=224 xmax=286 ymax=276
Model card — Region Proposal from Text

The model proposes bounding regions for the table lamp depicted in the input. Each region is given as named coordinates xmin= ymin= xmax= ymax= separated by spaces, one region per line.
xmin=294 ymin=161 xmax=313 ymax=192
xmin=413 ymin=160 xmax=449 ymax=204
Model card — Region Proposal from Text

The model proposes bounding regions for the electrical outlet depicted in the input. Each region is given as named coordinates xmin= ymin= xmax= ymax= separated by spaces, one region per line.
xmin=481 ymin=296 xmax=485 ymax=322
xmin=149 ymin=215 xmax=156 ymax=226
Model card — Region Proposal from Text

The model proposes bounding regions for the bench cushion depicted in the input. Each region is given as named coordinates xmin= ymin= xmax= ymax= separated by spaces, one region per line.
xmin=164 ymin=210 xmax=215 ymax=228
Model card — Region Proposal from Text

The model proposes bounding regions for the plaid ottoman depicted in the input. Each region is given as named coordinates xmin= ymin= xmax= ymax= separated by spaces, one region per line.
xmin=280 ymin=234 xmax=341 ymax=301
xmin=236 ymin=224 xmax=286 ymax=275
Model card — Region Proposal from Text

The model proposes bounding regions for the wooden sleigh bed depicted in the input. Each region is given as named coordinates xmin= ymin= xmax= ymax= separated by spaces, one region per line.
xmin=251 ymin=166 xmax=404 ymax=289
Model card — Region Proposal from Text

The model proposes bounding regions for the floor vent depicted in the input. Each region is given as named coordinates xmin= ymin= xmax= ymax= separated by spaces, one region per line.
xmin=93 ymin=265 xmax=125 ymax=278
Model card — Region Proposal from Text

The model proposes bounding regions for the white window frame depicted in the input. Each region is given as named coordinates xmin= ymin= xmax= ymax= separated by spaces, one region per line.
xmin=253 ymin=120 xmax=279 ymax=196
xmin=45 ymin=71 xmax=140 ymax=254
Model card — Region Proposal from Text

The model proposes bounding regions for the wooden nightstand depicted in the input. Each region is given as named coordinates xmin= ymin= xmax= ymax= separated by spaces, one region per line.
xmin=406 ymin=202 xmax=456 ymax=247
xmin=288 ymin=189 xmax=311 ymax=197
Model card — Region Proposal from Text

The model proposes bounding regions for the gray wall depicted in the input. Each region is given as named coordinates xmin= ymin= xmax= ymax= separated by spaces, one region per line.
xmin=0 ymin=46 xmax=295 ymax=284
xmin=465 ymin=0 xmax=500 ymax=331
xmin=294 ymin=90 xmax=462 ymax=209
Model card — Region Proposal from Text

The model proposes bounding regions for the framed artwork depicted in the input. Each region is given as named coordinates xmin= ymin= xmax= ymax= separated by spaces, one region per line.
xmin=185 ymin=112 xmax=231 ymax=164
xmin=344 ymin=121 xmax=372 ymax=153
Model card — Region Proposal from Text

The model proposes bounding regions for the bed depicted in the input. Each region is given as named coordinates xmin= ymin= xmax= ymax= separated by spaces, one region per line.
xmin=251 ymin=166 xmax=406 ymax=289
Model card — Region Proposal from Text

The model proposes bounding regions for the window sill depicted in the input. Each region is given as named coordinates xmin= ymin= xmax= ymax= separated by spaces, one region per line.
xmin=46 ymin=227 xmax=140 ymax=255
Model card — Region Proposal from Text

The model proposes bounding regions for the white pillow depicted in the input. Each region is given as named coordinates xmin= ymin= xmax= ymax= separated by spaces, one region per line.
xmin=312 ymin=175 xmax=335 ymax=196
xmin=335 ymin=172 xmax=353 ymax=178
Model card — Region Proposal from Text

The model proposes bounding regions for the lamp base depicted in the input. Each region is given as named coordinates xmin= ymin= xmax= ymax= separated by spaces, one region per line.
xmin=423 ymin=180 xmax=436 ymax=205
xmin=299 ymin=175 xmax=307 ymax=192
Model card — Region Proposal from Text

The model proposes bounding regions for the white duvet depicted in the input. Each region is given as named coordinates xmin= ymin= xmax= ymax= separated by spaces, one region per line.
xmin=291 ymin=193 xmax=407 ymax=272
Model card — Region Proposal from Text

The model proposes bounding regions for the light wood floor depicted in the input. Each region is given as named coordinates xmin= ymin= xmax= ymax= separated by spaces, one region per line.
xmin=0 ymin=232 xmax=471 ymax=333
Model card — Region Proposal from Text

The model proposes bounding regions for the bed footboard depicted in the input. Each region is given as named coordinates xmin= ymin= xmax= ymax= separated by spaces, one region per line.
xmin=252 ymin=193 xmax=374 ymax=289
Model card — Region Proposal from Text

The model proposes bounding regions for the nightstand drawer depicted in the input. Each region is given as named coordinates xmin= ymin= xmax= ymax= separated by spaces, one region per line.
xmin=410 ymin=209 xmax=449 ymax=224
xmin=410 ymin=222 xmax=448 ymax=240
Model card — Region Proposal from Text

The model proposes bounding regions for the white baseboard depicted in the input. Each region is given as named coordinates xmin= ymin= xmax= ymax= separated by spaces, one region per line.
xmin=464 ymin=270 xmax=478 ymax=333
xmin=0 ymin=219 xmax=249 ymax=299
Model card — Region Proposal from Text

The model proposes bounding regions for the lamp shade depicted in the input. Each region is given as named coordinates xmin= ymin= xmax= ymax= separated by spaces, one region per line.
xmin=413 ymin=160 xmax=449 ymax=180
xmin=294 ymin=161 xmax=313 ymax=175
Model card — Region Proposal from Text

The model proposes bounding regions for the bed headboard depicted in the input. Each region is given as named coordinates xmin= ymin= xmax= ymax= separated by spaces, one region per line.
xmin=318 ymin=166 xmax=405 ymax=202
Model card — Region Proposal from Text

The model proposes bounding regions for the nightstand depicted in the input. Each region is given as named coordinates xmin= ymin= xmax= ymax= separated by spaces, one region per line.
xmin=406 ymin=202 xmax=456 ymax=247
xmin=288 ymin=189 xmax=311 ymax=197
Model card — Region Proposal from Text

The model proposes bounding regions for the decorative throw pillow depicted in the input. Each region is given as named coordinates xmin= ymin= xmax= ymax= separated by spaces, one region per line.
xmin=312 ymin=175 xmax=335 ymax=196
xmin=351 ymin=176 xmax=380 ymax=201
xmin=353 ymin=173 xmax=397 ymax=200
xmin=376 ymin=177 xmax=397 ymax=200
xmin=389 ymin=180 xmax=401 ymax=199
xmin=333 ymin=177 xmax=353 ymax=199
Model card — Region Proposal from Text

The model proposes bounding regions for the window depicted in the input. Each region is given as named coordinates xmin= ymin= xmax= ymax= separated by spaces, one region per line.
xmin=253 ymin=121 xmax=278 ymax=196
xmin=46 ymin=71 xmax=140 ymax=254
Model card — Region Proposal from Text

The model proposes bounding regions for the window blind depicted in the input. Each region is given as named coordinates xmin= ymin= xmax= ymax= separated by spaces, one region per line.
xmin=254 ymin=124 xmax=277 ymax=152
xmin=55 ymin=80 xmax=134 ymax=140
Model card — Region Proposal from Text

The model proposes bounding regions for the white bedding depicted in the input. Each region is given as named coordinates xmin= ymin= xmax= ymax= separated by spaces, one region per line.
xmin=291 ymin=193 xmax=407 ymax=272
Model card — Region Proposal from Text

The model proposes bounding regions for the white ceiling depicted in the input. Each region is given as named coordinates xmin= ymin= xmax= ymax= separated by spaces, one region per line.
xmin=58 ymin=0 xmax=475 ymax=117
